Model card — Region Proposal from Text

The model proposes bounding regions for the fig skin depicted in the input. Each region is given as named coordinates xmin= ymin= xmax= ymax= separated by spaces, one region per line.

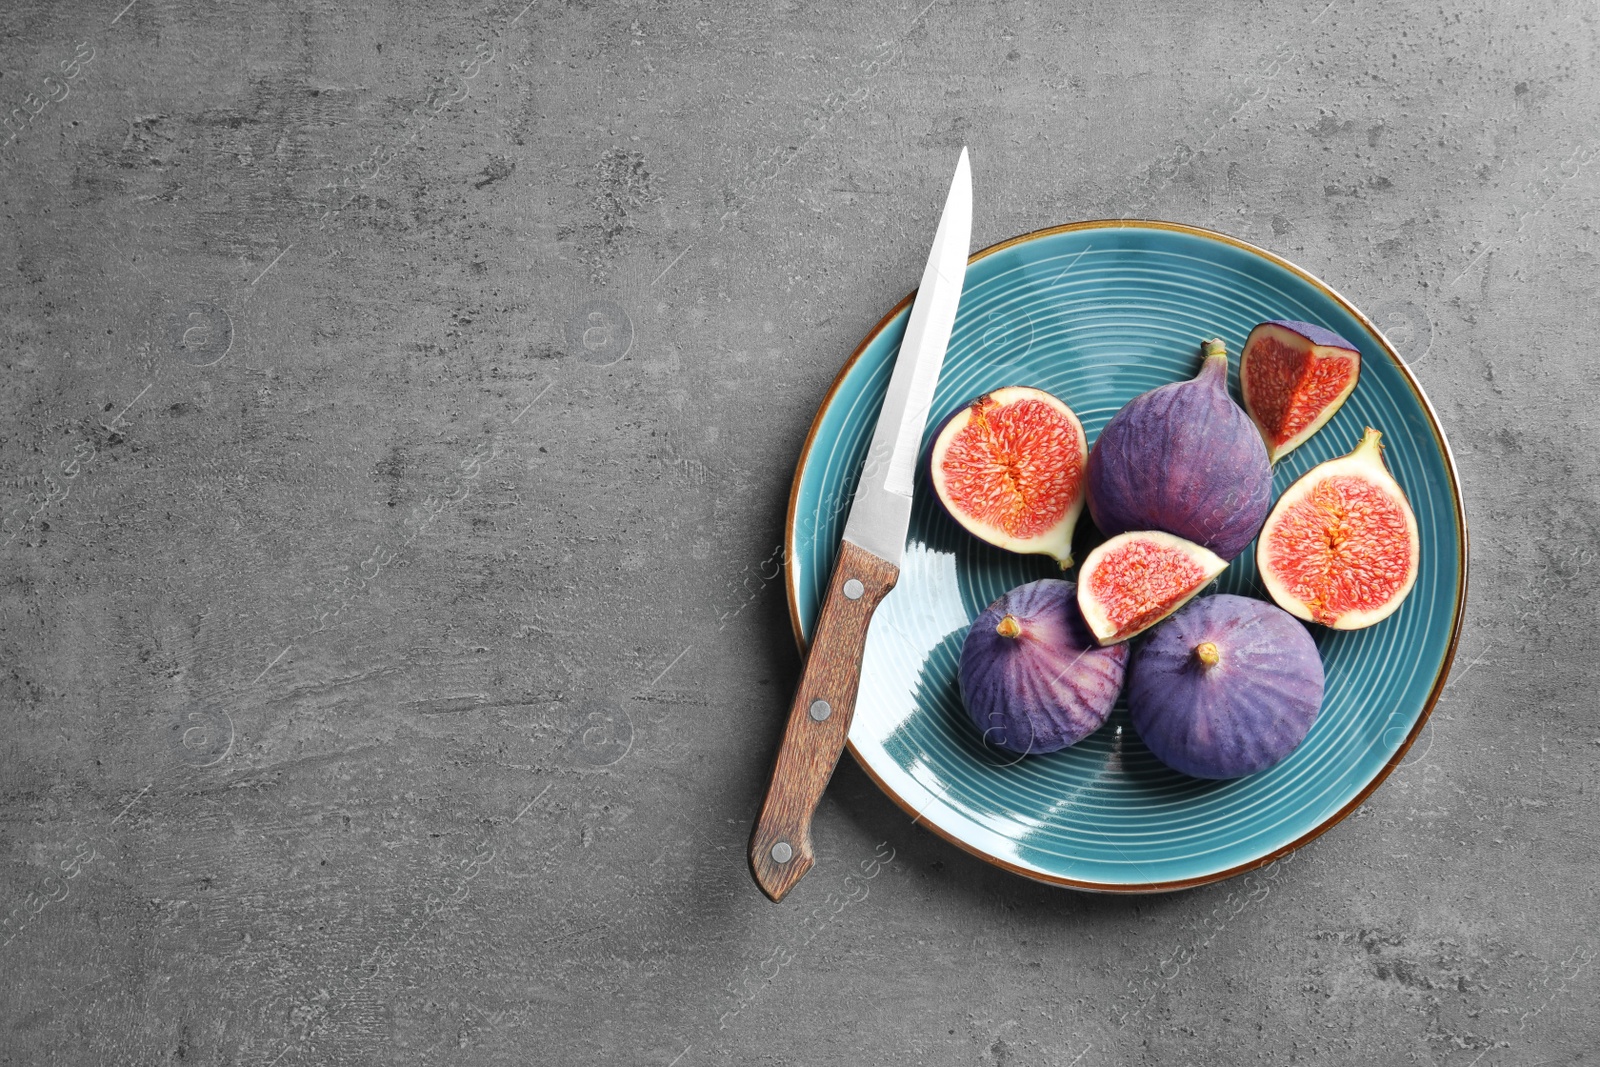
xmin=1086 ymin=339 xmax=1274 ymax=561
xmin=1261 ymin=318 xmax=1351 ymax=349
xmin=959 ymin=579 xmax=1128 ymax=756
xmin=1127 ymin=594 xmax=1324 ymax=780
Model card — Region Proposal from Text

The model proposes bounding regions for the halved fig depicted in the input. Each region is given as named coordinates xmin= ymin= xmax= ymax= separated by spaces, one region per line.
xmin=929 ymin=386 xmax=1087 ymax=566
xmin=1257 ymin=427 xmax=1420 ymax=629
xmin=1076 ymin=530 xmax=1228 ymax=645
xmin=1240 ymin=320 xmax=1361 ymax=464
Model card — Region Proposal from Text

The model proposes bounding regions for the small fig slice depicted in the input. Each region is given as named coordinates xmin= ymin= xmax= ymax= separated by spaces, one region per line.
xmin=929 ymin=386 xmax=1088 ymax=566
xmin=1076 ymin=530 xmax=1228 ymax=646
xmin=959 ymin=578 xmax=1128 ymax=755
xmin=1128 ymin=594 xmax=1325 ymax=779
xmin=1240 ymin=320 xmax=1361 ymax=464
xmin=1257 ymin=427 xmax=1420 ymax=629
xmin=1086 ymin=338 xmax=1274 ymax=561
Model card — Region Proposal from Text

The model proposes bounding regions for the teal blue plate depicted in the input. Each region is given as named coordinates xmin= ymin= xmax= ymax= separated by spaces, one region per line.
xmin=785 ymin=221 xmax=1468 ymax=893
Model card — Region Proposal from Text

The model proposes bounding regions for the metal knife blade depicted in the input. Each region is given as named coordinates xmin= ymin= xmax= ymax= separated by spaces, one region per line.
xmin=840 ymin=146 xmax=972 ymax=565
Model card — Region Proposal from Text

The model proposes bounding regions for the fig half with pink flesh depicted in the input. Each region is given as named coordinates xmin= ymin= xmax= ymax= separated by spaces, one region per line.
xmin=1257 ymin=427 xmax=1420 ymax=629
xmin=929 ymin=386 xmax=1088 ymax=566
xmin=1076 ymin=530 xmax=1228 ymax=646
xmin=1240 ymin=320 xmax=1361 ymax=464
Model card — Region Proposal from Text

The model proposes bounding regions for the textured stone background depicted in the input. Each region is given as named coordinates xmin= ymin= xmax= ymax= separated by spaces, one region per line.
xmin=0 ymin=0 xmax=1594 ymax=1063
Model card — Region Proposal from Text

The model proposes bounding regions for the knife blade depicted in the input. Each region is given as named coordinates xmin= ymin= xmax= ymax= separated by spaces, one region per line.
xmin=749 ymin=148 xmax=972 ymax=902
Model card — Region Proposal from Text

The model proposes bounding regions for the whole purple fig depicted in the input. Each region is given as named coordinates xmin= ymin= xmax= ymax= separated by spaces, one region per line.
xmin=1127 ymin=594 xmax=1324 ymax=779
xmin=959 ymin=579 xmax=1128 ymax=755
xmin=1086 ymin=339 xmax=1273 ymax=560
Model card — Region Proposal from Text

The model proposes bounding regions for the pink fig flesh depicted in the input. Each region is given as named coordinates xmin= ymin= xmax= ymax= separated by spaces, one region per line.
xmin=1256 ymin=427 xmax=1420 ymax=629
xmin=929 ymin=386 xmax=1088 ymax=566
xmin=1076 ymin=530 xmax=1228 ymax=645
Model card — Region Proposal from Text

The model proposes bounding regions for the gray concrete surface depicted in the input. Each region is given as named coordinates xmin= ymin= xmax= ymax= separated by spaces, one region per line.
xmin=0 ymin=0 xmax=1594 ymax=1063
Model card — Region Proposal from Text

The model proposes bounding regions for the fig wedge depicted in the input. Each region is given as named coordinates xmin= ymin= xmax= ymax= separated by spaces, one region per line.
xmin=1076 ymin=530 xmax=1228 ymax=646
xmin=1240 ymin=320 xmax=1361 ymax=464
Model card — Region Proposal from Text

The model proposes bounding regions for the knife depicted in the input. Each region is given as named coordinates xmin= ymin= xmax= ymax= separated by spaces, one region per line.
xmin=749 ymin=147 xmax=973 ymax=902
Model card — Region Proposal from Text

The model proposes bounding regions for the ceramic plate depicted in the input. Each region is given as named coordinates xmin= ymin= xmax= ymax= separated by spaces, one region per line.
xmin=785 ymin=221 xmax=1468 ymax=892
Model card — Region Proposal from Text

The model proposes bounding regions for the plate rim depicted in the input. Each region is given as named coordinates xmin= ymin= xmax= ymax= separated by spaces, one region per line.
xmin=783 ymin=218 xmax=1471 ymax=893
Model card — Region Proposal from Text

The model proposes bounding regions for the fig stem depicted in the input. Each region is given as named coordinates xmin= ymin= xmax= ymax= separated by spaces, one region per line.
xmin=1194 ymin=641 xmax=1221 ymax=667
xmin=1198 ymin=338 xmax=1229 ymax=385
xmin=996 ymin=615 xmax=1022 ymax=639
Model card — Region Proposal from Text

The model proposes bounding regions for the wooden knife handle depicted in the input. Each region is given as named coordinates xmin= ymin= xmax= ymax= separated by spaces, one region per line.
xmin=749 ymin=540 xmax=898 ymax=902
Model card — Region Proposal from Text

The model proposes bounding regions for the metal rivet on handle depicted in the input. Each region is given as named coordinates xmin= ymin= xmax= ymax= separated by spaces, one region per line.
xmin=771 ymin=841 xmax=793 ymax=864
xmin=843 ymin=578 xmax=864 ymax=600
xmin=808 ymin=699 xmax=832 ymax=722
